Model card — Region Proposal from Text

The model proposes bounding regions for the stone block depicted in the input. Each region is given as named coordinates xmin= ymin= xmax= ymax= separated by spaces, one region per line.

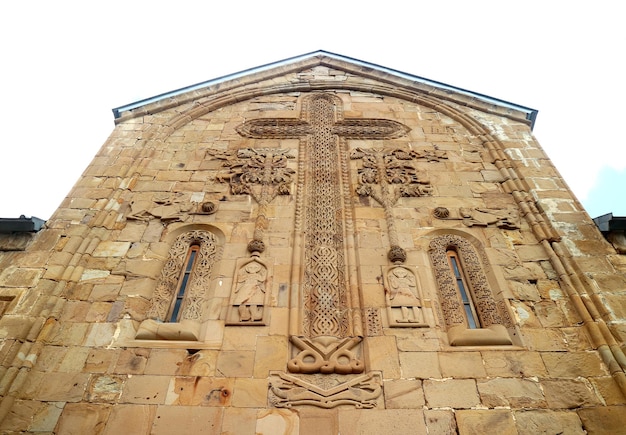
xmin=589 ymin=376 xmax=626 ymax=405
xmin=383 ymin=379 xmax=424 ymax=409
xmin=55 ymin=403 xmax=112 ymax=434
xmin=151 ymin=405 xmax=223 ymax=435
xmin=424 ymin=409 xmax=457 ymax=435
xmin=87 ymin=374 xmax=126 ymax=402
xmin=338 ymin=409 xmax=426 ymax=435
xmin=120 ymin=375 xmax=170 ymax=404
xmin=58 ymin=346 xmax=90 ymax=372
xmin=232 ymin=378 xmax=268 ymax=408
xmin=0 ymin=399 xmax=47 ymax=432
xmin=519 ymin=328 xmax=567 ymax=351
xmin=514 ymin=410 xmax=585 ymax=434
xmin=298 ymin=409 xmax=338 ymax=435
xmin=423 ymin=379 xmax=479 ymax=409
xmin=90 ymin=283 xmax=122 ymax=301
xmin=438 ymin=351 xmax=486 ymax=378
xmin=84 ymin=348 xmax=119 ymax=373
xmin=399 ymin=351 xmax=441 ymax=379
xmin=541 ymin=378 xmax=601 ymax=408
xmin=577 ymin=406 xmax=626 ymax=434
xmin=456 ymin=409 xmax=516 ymax=435
xmin=477 ymin=378 xmax=546 ymax=408
xmin=175 ymin=350 xmax=218 ymax=377
xmin=165 ymin=376 xmax=233 ymax=406
xmin=365 ymin=336 xmax=401 ymax=378
xmin=23 ymin=371 xmax=90 ymax=402
xmin=256 ymin=409 xmax=300 ymax=435
xmin=30 ymin=400 xmax=65 ymax=432
xmin=115 ymin=348 xmax=149 ymax=374
xmin=541 ymin=351 xmax=608 ymax=377
xmin=93 ymin=241 xmax=131 ymax=257
xmin=221 ymin=407 xmax=258 ymax=435
xmin=481 ymin=350 xmax=547 ymax=377
xmin=102 ymin=404 xmax=157 ymax=435
xmin=254 ymin=335 xmax=289 ymax=378
xmin=143 ymin=348 xmax=190 ymax=375
xmin=216 ymin=350 xmax=255 ymax=377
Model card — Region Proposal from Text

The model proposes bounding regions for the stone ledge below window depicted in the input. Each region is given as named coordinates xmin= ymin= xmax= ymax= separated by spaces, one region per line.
xmin=136 ymin=319 xmax=202 ymax=341
xmin=448 ymin=324 xmax=513 ymax=346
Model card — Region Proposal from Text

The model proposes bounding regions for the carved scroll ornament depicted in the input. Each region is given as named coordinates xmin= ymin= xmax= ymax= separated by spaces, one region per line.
xmin=269 ymin=371 xmax=382 ymax=409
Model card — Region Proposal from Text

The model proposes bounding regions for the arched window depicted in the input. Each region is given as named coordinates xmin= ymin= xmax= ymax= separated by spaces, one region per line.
xmin=446 ymin=249 xmax=479 ymax=329
xmin=429 ymin=233 xmax=513 ymax=346
xmin=147 ymin=230 xmax=218 ymax=323
xmin=168 ymin=244 xmax=200 ymax=322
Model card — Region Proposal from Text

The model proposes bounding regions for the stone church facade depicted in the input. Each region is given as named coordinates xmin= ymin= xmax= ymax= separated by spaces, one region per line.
xmin=1 ymin=52 xmax=625 ymax=433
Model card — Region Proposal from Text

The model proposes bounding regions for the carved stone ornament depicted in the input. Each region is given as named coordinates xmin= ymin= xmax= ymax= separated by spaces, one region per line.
xmin=136 ymin=230 xmax=219 ymax=341
xmin=383 ymin=266 xmax=428 ymax=327
xmin=126 ymin=193 xmax=192 ymax=222
xmin=429 ymin=234 xmax=513 ymax=329
xmin=432 ymin=206 xmax=520 ymax=230
xmin=287 ymin=336 xmax=364 ymax=374
xmin=269 ymin=371 xmax=383 ymax=409
xmin=225 ymin=257 xmax=271 ymax=326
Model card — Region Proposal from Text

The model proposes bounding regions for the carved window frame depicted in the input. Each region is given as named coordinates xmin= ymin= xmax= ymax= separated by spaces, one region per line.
xmin=136 ymin=229 xmax=220 ymax=341
xmin=429 ymin=233 xmax=514 ymax=346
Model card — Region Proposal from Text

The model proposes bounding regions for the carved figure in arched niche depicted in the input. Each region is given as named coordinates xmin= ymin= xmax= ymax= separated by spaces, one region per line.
xmin=227 ymin=258 xmax=271 ymax=325
xmin=383 ymin=266 xmax=428 ymax=327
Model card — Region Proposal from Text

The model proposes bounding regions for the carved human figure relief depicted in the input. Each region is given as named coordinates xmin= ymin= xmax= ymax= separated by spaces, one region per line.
xmin=383 ymin=266 xmax=428 ymax=327
xmin=226 ymin=258 xmax=271 ymax=325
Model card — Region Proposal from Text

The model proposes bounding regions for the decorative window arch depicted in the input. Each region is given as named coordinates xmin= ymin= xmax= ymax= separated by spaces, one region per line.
xmin=429 ymin=233 xmax=513 ymax=346
xmin=136 ymin=229 xmax=219 ymax=341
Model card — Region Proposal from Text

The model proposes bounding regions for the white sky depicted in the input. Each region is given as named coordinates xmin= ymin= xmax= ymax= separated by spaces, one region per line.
xmin=1 ymin=1 xmax=624 ymax=220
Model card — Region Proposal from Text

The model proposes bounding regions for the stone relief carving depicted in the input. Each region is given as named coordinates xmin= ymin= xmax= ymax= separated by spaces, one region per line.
xmin=287 ymin=336 xmax=364 ymax=374
xmin=136 ymin=230 xmax=219 ymax=341
xmin=237 ymin=93 xmax=409 ymax=341
xmin=209 ymin=147 xmax=295 ymax=254
xmin=429 ymin=234 xmax=513 ymax=329
xmin=383 ymin=266 xmax=428 ymax=327
xmin=269 ymin=371 xmax=382 ymax=409
xmin=225 ymin=258 xmax=270 ymax=325
xmin=352 ymin=147 xmax=434 ymax=264
xmin=433 ymin=206 xmax=520 ymax=230
xmin=126 ymin=193 xmax=193 ymax=222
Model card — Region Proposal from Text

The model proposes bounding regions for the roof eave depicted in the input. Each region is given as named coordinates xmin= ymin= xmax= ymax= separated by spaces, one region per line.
xmin=112 ymin=50 xmax=538 ymax=128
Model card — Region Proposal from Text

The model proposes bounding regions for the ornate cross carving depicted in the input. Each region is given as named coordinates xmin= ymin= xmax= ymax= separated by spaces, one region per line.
xmin=238 ymin=93 xmax=409 ymax=340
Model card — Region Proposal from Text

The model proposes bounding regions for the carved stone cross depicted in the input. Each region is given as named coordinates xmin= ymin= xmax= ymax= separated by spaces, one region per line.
xmin=237 ymin=93 xmax=409 ymax=340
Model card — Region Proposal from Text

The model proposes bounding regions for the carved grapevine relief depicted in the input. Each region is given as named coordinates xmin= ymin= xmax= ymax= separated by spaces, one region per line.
xmin=209 ymin=147 xmax=295 ymax=254
xmin=351 ymin=147 xmax=435 ymax=264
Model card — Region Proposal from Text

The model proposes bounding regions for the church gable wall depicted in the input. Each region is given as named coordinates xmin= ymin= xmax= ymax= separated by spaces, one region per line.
xmin=1 ymin=63 xmax=624 ymax=433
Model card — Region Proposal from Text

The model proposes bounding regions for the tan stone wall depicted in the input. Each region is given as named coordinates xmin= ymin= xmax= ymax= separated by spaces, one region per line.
xmin=1 ymin=61 xmax=625 ymax=434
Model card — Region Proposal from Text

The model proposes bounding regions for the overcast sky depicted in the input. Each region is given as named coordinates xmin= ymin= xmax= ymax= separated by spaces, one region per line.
xmin=1 ymin=1 xmax=624 ymax=221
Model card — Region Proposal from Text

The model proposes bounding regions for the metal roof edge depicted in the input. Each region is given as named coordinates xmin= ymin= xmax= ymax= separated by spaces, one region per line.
xmin=112 ymin=50 xmax=538 ymax=128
